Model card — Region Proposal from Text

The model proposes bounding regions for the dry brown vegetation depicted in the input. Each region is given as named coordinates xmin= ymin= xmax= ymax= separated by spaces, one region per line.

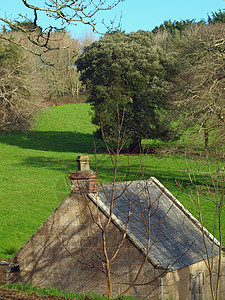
xmin=0 ymin=29 xmax=95 ymax=133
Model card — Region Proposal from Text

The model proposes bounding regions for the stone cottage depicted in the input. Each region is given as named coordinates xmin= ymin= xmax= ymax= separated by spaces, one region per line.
xmin=7 ymin=156 xmax=225 ymax=299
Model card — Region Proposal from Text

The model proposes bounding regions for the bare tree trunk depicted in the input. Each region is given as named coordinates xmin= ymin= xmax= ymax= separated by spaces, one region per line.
xmin=204 ymin=125 xmax=209 ymax=158
xmin=186 ymin=161 xmax=225 ymax=300
xmin=128 ymin=138 xmax=142 ymax=153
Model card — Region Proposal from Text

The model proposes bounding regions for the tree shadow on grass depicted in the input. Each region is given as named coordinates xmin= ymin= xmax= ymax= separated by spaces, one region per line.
xmin=96 ymin=162 xmax=193 ymax=191
xmin=17 ymin=156 xmax=76 ymax=171
xmin=0 ymin=130 xmax=208 ymax=194
xmin=0 ymin=131 xmax=104 ymax=153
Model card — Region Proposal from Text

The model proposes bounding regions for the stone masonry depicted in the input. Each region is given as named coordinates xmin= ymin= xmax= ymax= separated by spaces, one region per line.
xmin=13 ymin=192 xmax=161 ymax=298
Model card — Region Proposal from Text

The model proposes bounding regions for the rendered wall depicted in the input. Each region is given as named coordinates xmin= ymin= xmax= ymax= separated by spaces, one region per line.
xmin=163 ymin=255 xmax=225 ymax=300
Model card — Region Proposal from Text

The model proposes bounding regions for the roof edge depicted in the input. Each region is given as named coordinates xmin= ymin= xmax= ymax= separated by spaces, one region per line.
xmin=150 ymin=177 xmax=220 ymax=248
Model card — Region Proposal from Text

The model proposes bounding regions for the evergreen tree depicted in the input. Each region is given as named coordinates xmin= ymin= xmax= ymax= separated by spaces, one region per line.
xmin=208 ymin=11 xmax=225 ymax=24
xmin=76 ymin=30 xmax=177 ymax=152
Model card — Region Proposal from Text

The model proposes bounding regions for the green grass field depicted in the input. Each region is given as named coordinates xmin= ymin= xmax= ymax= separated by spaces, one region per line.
xmin=0 ymin=283 xmax=116 ymax=300
xmin=0 ymin=103 xmax=224 ymax=258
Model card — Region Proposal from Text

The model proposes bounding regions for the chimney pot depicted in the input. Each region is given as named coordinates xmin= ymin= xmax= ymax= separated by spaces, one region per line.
xmin=69 ymin=156 xmax=97 ymax=194
xmin=76 ymin=156 xmax=90 ymax=171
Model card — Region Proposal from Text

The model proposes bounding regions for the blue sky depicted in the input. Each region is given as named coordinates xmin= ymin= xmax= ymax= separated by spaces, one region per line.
xmin=0 ymin=0 xmax=224 ymax=38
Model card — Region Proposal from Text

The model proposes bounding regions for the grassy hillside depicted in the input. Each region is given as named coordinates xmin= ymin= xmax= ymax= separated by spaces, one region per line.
xmin=0 ymin=103 xmax=98 ymax=257
xmin=0 ymin=103 xmax=224 ymax=257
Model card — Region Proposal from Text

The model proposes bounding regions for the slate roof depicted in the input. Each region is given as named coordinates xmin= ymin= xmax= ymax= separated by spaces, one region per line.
xmin=88 ymin=177 xmax=220 ymax=271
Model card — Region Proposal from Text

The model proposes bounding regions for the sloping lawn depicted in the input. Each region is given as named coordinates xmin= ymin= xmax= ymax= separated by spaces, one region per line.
xmin=0 ymin=103 xmax=224 ymax=257
xmin=0 ymin=103 xmax=99 ymax=257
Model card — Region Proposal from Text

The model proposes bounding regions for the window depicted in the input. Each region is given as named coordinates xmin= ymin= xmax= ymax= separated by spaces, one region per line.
xmin=190 ymin=271 xmax=205 ymax=300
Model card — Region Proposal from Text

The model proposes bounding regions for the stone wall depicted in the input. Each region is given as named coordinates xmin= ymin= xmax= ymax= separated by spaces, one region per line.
xmin=13 ymin=193 xmax=162 ymax=299
xmin=11 ymin=191 xmax=225 ymax=299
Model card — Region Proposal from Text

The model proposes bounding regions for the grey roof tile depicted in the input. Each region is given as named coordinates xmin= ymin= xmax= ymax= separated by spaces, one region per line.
xmin=88 ymin=177 xmax=220 ymax=271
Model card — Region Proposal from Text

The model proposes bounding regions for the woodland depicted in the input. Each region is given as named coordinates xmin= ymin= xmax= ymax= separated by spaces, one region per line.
xmin=0 ymin=12 xmax=224 ymax=157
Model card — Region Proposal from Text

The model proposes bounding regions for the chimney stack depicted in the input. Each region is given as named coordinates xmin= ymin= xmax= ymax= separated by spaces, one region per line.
xmin=69 ymin=156 xmax=97 ymax=194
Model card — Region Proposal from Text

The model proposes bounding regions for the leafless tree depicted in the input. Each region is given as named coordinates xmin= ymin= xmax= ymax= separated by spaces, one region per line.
xmin=1 ymin=29 xmax=95 ymax=106
xmin=61 ymin=113 xmax=205 ymax=299
xmin=184 ymin=159 xmax=225 ymax=300
xmin=51 ymin=113 xmax=169 ymax=298
xmin=0 ymin=0 xmax=122 ymax=62
xmin=38 ymin=31 xmax=86 ymax=103
xmin=0 ymin=39 xmax=47 ymax=132
xmin=169 ymin=23 xmax=225 ymax=158
xmin=0 ymin=0 xmax=121 ymax=130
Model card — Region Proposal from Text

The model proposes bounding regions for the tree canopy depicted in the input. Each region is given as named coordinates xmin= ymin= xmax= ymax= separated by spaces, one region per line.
xmin=152 ymin=10 xmax=225 ymax=36
xmin=152 ymin=19 xmax=204 ymax=35
xmin=208 ymin=10 xmax=225 ymax=24
xmin=76 ymin=30 xmax=177 ymax=152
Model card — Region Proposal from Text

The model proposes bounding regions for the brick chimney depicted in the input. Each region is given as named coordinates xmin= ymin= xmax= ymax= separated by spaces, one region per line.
xmin=69 ymin=156 xmax=97 ymax=194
